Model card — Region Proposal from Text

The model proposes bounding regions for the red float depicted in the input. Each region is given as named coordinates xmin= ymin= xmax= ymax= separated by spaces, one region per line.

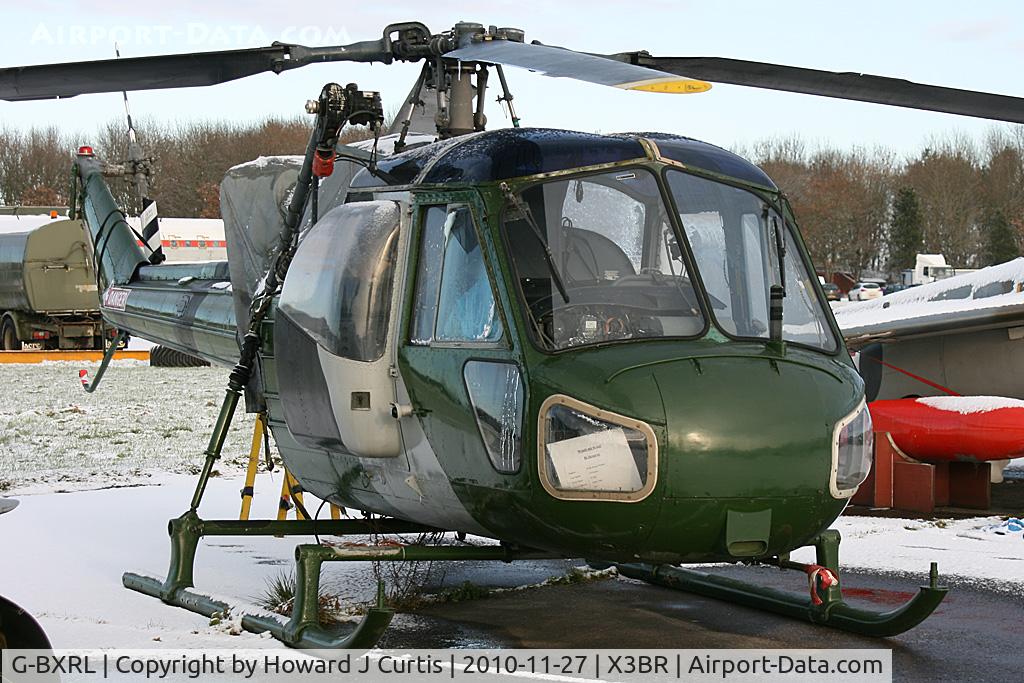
xmin=868 ymin=396 xmax=1024 ymax=463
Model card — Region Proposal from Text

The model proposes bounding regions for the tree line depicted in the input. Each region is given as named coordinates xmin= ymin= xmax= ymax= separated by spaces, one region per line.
xmin=1 ymin=119 xmax=1021 ymax=277
xmin=747 ymin=128 xmax=1024 ymax=277
xmin=0 ymin=118 xmax=373 ymax=220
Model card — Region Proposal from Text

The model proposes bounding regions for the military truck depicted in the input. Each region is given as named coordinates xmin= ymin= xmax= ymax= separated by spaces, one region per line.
xmin=0 ymin=215 xmax=106 ymax=350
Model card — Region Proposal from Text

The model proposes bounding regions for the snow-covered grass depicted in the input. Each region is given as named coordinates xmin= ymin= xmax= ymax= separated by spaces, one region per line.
xmin=0 ymin=475 xmax=305 ymax=648
xmin=0 ymin=361 xmax=255 ymax=494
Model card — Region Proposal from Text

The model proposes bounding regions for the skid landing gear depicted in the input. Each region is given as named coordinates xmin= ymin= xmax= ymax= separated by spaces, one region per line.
xmin=120 ymin=366 xmax=561 ymax=648
xmin=616 ymin=530 xmax=948 ymax=638
xmin=123 ymin=510 xmax=560 ymax=649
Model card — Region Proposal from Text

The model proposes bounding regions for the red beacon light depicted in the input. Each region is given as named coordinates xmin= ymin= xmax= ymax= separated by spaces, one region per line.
xmin=77 ymin=145 xmax=94 ymax=156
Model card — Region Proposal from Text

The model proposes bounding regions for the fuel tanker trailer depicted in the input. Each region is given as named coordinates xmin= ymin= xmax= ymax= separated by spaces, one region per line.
xmin=0 ymin=216 xmax=106 ymax=350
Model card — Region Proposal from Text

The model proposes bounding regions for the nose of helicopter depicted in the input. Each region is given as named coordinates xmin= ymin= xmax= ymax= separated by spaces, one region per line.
xmin=636 ymin=350 xmax=861 ymax=562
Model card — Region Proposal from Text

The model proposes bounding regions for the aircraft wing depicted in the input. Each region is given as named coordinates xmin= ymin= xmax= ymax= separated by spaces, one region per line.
xmin=834 ymin=258 xmax=1024 ymax=349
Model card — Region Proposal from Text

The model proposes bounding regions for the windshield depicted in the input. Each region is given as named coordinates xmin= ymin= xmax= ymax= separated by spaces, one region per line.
xmin=665 ymin=169 xmax=837 ymax=352
xmin=503 ymin=168 xmax=706 ymax=351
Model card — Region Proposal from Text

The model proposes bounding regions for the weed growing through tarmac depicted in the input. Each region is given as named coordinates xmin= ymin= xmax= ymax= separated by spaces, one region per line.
xmin=371 ymin=531 xmax=451 ymax=610
xmin=254 ymin=570 xmax=350 ymax=626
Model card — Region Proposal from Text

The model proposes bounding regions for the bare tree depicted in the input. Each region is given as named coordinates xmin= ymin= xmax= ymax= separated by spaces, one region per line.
xmin=755 ymin=140 xmax=894 ymax=279
xmin=902 ymin=133 xmax=982 ymax=267
xmin=0 ymin=126 xmax=76 ymax=205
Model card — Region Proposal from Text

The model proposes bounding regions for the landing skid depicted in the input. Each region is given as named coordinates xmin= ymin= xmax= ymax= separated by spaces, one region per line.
xmin=616 ymin=530 xmax=948 ymax=638
xmin=123 ymin=511 xmax=560 ymax=649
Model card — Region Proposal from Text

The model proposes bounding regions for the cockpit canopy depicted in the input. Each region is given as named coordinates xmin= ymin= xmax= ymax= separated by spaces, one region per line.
xmin=501 ymin=167 xmax=837 ymax=353
xmin=347 ymin=127 xmax=835 ymax=354
xmin=349 ymin=128 xmax=776 ymax=189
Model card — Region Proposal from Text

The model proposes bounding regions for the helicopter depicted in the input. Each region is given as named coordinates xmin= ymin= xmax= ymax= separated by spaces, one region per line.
xmin=3 ymin=20 xmax=1023 ymax=649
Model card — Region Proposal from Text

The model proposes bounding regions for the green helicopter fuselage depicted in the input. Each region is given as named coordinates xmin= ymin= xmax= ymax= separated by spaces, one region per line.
xmin=79 ymin=128 xmax=867 ymax=566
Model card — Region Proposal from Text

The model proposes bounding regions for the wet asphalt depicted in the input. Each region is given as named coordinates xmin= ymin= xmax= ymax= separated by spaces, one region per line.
xmin=371 ymin=559 xmax=1023 ymax=682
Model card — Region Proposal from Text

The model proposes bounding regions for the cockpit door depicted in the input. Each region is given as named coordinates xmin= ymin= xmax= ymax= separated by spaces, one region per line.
xmin=398 ymin=198 xmax=526 ymax=484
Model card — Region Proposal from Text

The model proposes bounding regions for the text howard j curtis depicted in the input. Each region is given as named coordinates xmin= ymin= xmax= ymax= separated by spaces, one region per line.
xmin=7 ymin=653 xmax=448 ymax=678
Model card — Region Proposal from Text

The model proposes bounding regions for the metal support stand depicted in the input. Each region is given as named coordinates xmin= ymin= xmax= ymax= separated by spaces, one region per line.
xmin=277 ymin=471 xmax=308 ymax=521
xmin=853 ymin=432 xmax=993 ymax=513
xmin=124 ymin=515 xmax=560 ymax=649
xmin=238 ymin=413 xmax=265 ymax=520
xmin=616 ymin=530 xmax=947 ymax=637
xmin=238 ymin=415 xmax=343 ymax=521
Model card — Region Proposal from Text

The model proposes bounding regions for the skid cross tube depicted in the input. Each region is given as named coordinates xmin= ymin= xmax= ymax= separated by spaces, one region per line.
xmin=616 ymin=530 xmax=948 ymax=637
xmin=123 ymin=510 xmax=561 ymax=648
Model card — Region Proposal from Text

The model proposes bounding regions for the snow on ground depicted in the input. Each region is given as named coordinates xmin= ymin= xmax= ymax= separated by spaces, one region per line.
xmin=792 ymin=515 xmax=1024 ymax=596
xmin=1 ymin=358 xmax=1022 ymax=650
xmin=0 ymin=362 xmax=255 ymax=494
xmin=0 ymin=361 xmax=425 ymax=648
xmin=0 ymin=475 xmax=326 ymax=649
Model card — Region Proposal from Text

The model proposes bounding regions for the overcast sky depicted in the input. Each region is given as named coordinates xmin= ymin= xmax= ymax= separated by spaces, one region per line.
xmin=2 ymin=0 xmax=1022 ymax=158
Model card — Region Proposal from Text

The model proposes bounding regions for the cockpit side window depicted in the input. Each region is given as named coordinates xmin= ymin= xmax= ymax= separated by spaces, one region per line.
xmin=410 ymin=204 xmax=503 ymax=345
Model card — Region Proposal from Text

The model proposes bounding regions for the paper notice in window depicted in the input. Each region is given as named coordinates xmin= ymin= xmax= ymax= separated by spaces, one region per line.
xmin=546 ymin=428 xmax=643 ymax=492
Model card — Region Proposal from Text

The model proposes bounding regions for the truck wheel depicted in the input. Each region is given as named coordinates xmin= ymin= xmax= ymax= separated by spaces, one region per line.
xmin=1 ymin=319 xmax=21 ymax=351
xmin=149 ymin=345 xmax=210 ymax=368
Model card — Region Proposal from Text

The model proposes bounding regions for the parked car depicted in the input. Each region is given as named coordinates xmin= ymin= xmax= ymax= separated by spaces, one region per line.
xmin=848 ymin=282 xmax=884 ymax=301
xmin=822 ymin=283 xmax=843 ymax=301
xmin=883 ymin=283 xmax=909 ymax=295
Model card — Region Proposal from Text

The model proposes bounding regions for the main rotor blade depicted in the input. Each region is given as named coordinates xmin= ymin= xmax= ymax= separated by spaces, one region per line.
xmin=629 ymin=55 xmax=1024 ymax=124
xmin=0 ymin=41 xmax=389 ymax=101
xmin=446 ymin=40 xmax=711 ymax=94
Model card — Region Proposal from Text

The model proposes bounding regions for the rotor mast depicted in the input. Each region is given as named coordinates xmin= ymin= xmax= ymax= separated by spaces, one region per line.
xmin=432 ymin=23 xmax=521 ymax=138
xmin=391 ymin=22 xmax=526 ymax=139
